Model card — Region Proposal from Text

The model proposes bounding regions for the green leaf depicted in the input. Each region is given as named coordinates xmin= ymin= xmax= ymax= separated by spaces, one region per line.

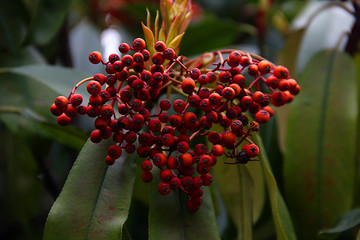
xmin=254 ymin=134 xmax=297 ymax=240
xmin=23 ymin=0 xmax=72 ymax=45
xmin=44 ymin=138 xmax=137 ymax=239
xmin=148 ymin=168 xmax=220 ymax=240
xmin=2 ymin=127 xmax=42 ymax=234
xmin=318 ymin=208 xmax=360 ymax=238
xmin=180 ymin=14 xmax=246 ymax=56
xmin=5 ymin=65 xmax=89 ymax=97
xmin=276 ymin=28 xmax=305 ymax=153
xmin=284 ymin=50 xmax=358 ymax=239
xmin=38 ymin=121 xmax=87 ymax=151
xmin=0 ymin=1 xmax=27 ymax=50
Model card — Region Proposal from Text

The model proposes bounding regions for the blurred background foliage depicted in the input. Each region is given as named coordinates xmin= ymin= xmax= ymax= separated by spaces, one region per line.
xmin=0 ymin=0 xmax=360 ymax=239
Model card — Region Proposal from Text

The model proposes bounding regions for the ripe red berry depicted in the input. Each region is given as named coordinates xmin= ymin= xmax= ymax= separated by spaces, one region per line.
xmin=181 ymin=78 xmax=195 ymax=94
xmin=228 ymin=51 xmax=242 ymax=67
xmin=190 ymin=68 xmax=201 ymax=80
xmin=179 ymin=153 xmax=193 ymax=167
xmin=258 ymin=60 xmax=272 ymax=74
xmin=163 ymin=48 xmax=176 ymax=60
xmin=87 ymin=81 xmax=102 ymax=95
xmin=212 ymin=145 xmax=224 ymax=156
xmin=100 ymin=105 xmax=114 ymax=118
xmin=222 ymin=131 xmax=236 ymax=147
xmin=169 ymin=177 xmax=181 ymax=189
xmin=255 ymin=109 xmax=270 ymax=124
xmin=70 ymin=94 xmax=83 ymax=106
xmin=160 ymin=169 xmax=173 ymax=182
xmin=273 ymin=65 xmax=289 ymax=79
xmin=89 ymin=95 xmax=102 ymax=107
xmin=148 ymin=118 xmax=162 ymax=132
xmin=198 ymin=74 xmax=209 ymax=85
xmin=133 ymin=52 xmax=144 ymax=63
xmin=152 ymin=52 xmax=165 ymax=65
xmin=199 ymin=155 xmax=213 ymax=167
xmin=54 ymin=96 xmax=68 ymax=109
xmin=64 ymin=104 xmax=77 ymax=118
xmin=118 ymin=43 xmax=130 ymax=54
xmin=153 ymin=153 xmax=167 ymax=167
xmin=232 ymin=74 xmax=246 ymax=87
xmin=201 ymin=173 xmax=213 ymax=186
xmin=222 ymin=87 xmax=236 ymax=100
xmin=173 ymin=99 xmax=186 ymax=113
xmin=154 ymin=41 xmax=166 ymax=52
xmin=57 ymin=113 xmax=71 ymax=126
xmin=142 ymin=171 xmax=153 ymax=183
xmin=132 ymin=38 xmax=146 ymax=51
xmin=248 ymin=64 xmax=259 ymax=76
xmin=105 ymin=155 xmax=116 ymax=165
xmin=88 ymin=51 xmax=102 ymax=64
xmin=244 ymin=144 xmax=259 ymax=158
xmin=107 ymin=145 xmax=122 ymax=159
xmin=278 ymin=79 xmax=290 ymax=91
xmin=177 ymin=141 xmax=190 ymax=153
xmin=94 ymin=73 xmax=106 ymax=85
xmin=158 ymin=182 xmax=171 ymax=195
xmin=219 ymin=71 xmax=232 ymax=83
xmin=50 ymin=103 xmax=63 ymax=116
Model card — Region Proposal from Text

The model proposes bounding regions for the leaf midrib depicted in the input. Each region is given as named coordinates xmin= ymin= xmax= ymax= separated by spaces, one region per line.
xmin=315 ymin=49 xmax=337 ymax=224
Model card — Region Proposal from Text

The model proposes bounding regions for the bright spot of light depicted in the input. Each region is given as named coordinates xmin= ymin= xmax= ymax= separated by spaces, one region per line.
xmin=101 ymin=27 xmax=122 ymax=60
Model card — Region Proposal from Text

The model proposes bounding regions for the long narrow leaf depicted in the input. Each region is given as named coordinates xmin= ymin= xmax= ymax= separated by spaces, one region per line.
xmin=44 ymin=138 xmax=137 ymax=239
xmin=148 ymin=168 xmax=220 ymax=240
xmin=254 ymin=134 xmax=297 ymax=240
xmin=284 ymin=49 xmax=357 ymax=239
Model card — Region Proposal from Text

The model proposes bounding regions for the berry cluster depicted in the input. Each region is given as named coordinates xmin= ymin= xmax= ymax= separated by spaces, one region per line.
xmin=51 ymin=37 xmax=300 ymax=211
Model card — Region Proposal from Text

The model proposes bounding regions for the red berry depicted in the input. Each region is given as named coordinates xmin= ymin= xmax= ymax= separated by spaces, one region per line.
xmin=244 ymin=144 xmax=259 ymax=157
xmin=255 ymin=109 xmax=270 ymax=124
xmin=258 ymin=60 xmax=272 ymax=74
xmin=169 ymin=177 xmax=181 ymax=189
xmin=222 ymin=87 xmax=235 ymax=100
xmin=160 ymin=169 xmax=173 ymax=182
xmin=89 ymin=95 xmax=103 ymax=107
xmin=141 ymin=159 xmax=153 ymax=172
xmin=54 ymin=96 xmax=68 ymax=109
xmin=190 ymin=68 xmax=201 ymax=80
xmin=50 ymin=103 xmax=63 ymax=116
xmin=118 ymin=43 xmax=130 ymax=54
xmin=154 ymin=41 xmax=166 ymax=52
xmin=87 ymin=81 xmax=102 ymax=95
xmin=107 ymin=145 xmax=122 ymax=159
xmin=90 ymin=129 xmax=102 ymax=143
xmin=64 ymin=104 xmax=77 ymax=118
xmin=158 ymin=182 xmax=171 ymax=195
xmin=181 ymin=78 xmax=196 ymax=94
xmin=179 ymin=153 xmax=193 ymax=167
xmin=105 ymin=155 xmax=116 ymax=165
xmin=153 ymin=153 xmax=167 ymax=167
xmin=228 ymin=51 xmax=242 ymax=67
xmin=219 ymin=71 xmax=232 ymax=83
xmin=57 ymin=113 xmax=71 ymax=126
xmin=173 ymin=99 xmax=186 ymax=113
xmin=273 ymin=65 xmax=289 ymax=79
xmin=70 ymin=94 xmax=83 ymax=106
xmin=163 ymin=48 xmax=176 ymax=60
xmin=152 ymin=52 xmax=165 ymax=65
xmin=199 ymin=155 xmax=213 ymax=167
xmin=222 ymin=131 xmax=236 ymax=147
xmin=88 ymin=51 xmax=102 ymax=64
xmin=248 ymin=64 xmax=259 ymax=76
xmin=132 ymin=38 xmax=146 ymax=51
xmin=142 ymin=171 xmax=153 ymax=182
xmin=198 ymin=74 xmax=209 ymax=85
xmin=177 ymin=141 xmax=190 ymax=153
xmin=201 ymin=173 xmax=213 ymax=186
xmin=212 ymin=145 xmax=224 ymax=156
